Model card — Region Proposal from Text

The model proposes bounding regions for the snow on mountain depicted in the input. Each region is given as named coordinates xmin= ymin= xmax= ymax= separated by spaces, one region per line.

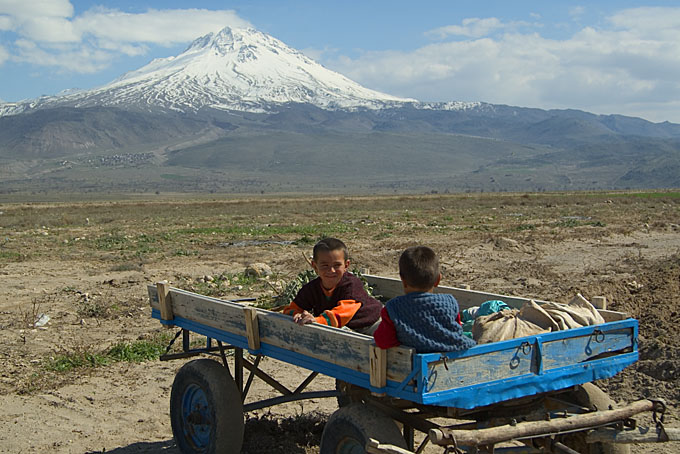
xmin=1 ymin=27 xmax=419 ymax=116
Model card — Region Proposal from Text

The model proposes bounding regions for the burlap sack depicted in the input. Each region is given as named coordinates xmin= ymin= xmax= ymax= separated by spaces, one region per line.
xmin=471 ymin=295 xmax=604 ymax=343
xmin=541 ymin=293 xmax=605 ymax=329
xmin=472 ymin=308 xmax=550 ymax=344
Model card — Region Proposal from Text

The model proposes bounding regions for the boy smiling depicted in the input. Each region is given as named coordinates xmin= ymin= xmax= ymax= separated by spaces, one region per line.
xmin=282 ymin=238 xmax=381 ymax=334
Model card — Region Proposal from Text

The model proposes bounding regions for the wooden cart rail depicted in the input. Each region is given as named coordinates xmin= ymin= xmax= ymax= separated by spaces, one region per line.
xmin=148 ymin=279 xmax=638 ymax=410
xmin=364 ymin=274 xmax=630 ymax=323
xmin=149 ymin=284 xmax=414 ymax=388
xmin=430 ymin=399 xmax=657 ymax=446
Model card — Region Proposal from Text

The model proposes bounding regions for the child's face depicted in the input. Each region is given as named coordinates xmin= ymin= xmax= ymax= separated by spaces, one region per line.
xmin=312 ymin=249 xmax=349 ymax=290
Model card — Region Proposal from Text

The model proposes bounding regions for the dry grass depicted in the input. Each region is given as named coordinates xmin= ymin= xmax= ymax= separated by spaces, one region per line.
xmin=1 ymin=190 xmax=679 ymax=453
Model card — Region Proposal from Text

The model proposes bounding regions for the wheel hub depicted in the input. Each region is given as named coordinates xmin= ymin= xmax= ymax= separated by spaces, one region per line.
xmin=182 ymin=383 xmax=213 ymax=450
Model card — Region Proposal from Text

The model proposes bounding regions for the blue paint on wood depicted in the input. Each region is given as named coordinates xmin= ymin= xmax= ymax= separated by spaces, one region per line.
xmin=536 ymin=338 xmax=544 ymax=375
xmin=152 ymin=303 xmax=639 ymax=411
xmin=415 ymin=352 xmax=638 ymax=409
xmin=542 ymin=331 xmax=632 ymax=369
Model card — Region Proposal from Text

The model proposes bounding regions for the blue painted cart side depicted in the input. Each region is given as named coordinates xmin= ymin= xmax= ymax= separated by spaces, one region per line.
xmin=390 ymin=319 xmax=638 ymax=409
xmin=149 ymin=285 xmax=638 ymax=410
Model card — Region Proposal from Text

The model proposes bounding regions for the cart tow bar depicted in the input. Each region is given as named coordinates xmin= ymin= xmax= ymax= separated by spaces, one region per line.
xmin=443 ymin=443 xmax=464 ymax=454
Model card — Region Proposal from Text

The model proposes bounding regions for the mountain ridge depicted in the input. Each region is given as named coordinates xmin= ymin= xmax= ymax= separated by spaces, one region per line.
xmin=1 ymin=25 xmax=679 ymax=194
xmin=1 ymin=27 xmax=417 ymax=116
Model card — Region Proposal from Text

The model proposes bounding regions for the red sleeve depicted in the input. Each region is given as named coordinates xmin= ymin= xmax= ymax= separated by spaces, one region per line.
xmin=373 ymin=307 xmax=400 ymax=349
xmin=457 ymin=311 xmax=462 ymax=325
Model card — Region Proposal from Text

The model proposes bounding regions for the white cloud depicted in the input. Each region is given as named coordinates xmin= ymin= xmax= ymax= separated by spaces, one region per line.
xmin=0 ymin=0 xmax=76 ymax=41
xmin=20 ymin=15 xmax=79 ymax=42
xmin=426 ymin=17 xmax=504 ymax=39
xmin=0 ymin=43 xmax=8 ymax=64
xmin=328 ymin=7 xmax=680 ymax=122
xmin=13 ymin=38 xmax=111 ymax=73
xmin=1 ymin=2 xmax=251 ymax=70
xmin=0 ymin=0 xmax=74 ymax=20
xmin=301 ymin=45 xmax=338 ymax=62
xmin=608 ymin=7 xmax=680 ymax=37
xmin=569 ymin=6 xmax=585 ymax=19
xmin=0 ymin=15 xmax=13 ymax=30
xmin=73 ymin=7 xmax=250 ymax=45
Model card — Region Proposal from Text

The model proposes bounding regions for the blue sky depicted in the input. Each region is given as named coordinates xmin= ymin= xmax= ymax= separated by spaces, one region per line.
xmin=1 ymin=0 xmax=679 ymax=122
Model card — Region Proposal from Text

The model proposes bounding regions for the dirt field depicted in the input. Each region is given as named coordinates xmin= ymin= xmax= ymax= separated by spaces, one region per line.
xmin=0 ymin=192 xmax=679 ymax=453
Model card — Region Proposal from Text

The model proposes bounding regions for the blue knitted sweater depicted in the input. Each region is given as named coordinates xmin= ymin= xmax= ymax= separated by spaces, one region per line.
xmin=385 ymin=292 xmax=476 ymax=353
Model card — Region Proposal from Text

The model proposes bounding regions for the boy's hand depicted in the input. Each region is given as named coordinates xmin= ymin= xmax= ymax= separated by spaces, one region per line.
xmin=293 ymin=310 xmax=315 ymax=325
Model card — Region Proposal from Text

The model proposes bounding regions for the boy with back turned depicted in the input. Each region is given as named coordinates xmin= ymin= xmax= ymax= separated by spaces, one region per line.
xmin=373 ymin=246 xmax=476 ymax=353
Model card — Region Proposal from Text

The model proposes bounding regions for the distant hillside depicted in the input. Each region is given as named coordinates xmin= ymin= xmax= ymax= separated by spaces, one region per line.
xmin=1 ymin=25 xmax=679 ymax=194
xmin=0 ymin=107 xmax=213 ymax=158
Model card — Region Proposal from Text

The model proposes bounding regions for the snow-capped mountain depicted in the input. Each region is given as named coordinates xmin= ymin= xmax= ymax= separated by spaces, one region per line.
xmin=1 ymin=27 xmax=417 ymax=116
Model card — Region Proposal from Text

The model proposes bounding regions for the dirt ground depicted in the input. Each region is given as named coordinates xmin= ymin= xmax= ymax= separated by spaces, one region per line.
xmin=0 ymin=192 xmax=679 ymax=453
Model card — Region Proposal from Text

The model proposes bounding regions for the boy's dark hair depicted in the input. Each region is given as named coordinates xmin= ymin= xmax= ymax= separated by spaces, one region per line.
xmin=399 ymin=246 xmax=440 ymax=289
xmin=313 ymin=237 xmax=349 ymax=261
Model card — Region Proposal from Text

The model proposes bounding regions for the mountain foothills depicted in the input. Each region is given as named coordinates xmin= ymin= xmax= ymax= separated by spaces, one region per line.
xmin=1 ymin=26 xmax=679 ymax=194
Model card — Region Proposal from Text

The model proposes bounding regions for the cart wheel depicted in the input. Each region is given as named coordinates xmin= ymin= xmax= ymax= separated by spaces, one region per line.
xmin=320 ymin=403 xmax=407 ymax=454
xmin=170 ymin=359 xmax=244 ymax=454
xmin=561 ymin=383 xmax=630 ymax=454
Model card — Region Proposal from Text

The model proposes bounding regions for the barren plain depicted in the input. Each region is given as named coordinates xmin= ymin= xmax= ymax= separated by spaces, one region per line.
xmin=0 ymin=192 xmax=679 ymax=453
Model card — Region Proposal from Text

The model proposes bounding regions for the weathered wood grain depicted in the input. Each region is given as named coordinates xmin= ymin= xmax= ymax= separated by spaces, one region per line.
xmin=156 ymin=281 xmax=174 ymax=327
xmin=364 ymin=274 xmax=628 ymax=321
xmin=148 ymin=281 xmax=637 ymax=409
xmin=422 ymin=347 xmax=535 ymax=393
xmin=370 ymin=345 xmax=387 ymax=389
xmin=147 ymin=285 xmax=413 ymax=382
xmin=541 ymin=329 xmax=633 ymax=369
xmin=243 ymin=307 xmax=260 ymax=351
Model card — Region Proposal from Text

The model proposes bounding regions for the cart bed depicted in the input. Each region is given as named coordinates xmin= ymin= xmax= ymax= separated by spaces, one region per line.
xmin=148 ymin=275 xmax=637 ymax=409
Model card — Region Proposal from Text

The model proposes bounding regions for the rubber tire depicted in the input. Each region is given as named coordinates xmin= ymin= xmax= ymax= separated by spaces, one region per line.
xmin=320 ymin=403 xmax=407 ymax=454
xmin=170 ymin=359 xmax=244 ymax=454
xmin=561 ymin=383 xmax=630 ymax=454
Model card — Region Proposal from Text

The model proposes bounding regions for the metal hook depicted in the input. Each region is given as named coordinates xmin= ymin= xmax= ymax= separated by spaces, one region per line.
xmin=521 ymin=341 xmax=532 ymax=355
xmin=651 ymin=398 xmax=667 ymax=425
xmin=592 ymin=329 xmax=605 ymax=343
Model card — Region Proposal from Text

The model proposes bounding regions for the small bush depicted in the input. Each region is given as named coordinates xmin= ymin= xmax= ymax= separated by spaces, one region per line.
xmin=0 ymin=250 xmax=25 ymax=261
xmin=107 ymin=340 xmax=167 ymax=362
xmin=47 ymin=347 xmax=110 ymax=372
xmin=45 ymin=333 xmax=173 ymax=372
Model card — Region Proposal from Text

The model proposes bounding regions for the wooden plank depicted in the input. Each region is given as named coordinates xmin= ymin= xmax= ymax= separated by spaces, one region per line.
xmin=431 ymin=400 xmax=654 ymax=446
xmin=592 ymin=296 xmax=607 ymax=310
xmin=156 ymin=281 xmax=174 ymax=328
xmin=150 ymin=286 xmax=413 ymax=382
xmin=598 ymin=309 xmax=628 ymax=322
xmin=423 ymin=322 xmax=635 ymax=395
xmin=257 ymin=310 xmax=413 ymax=382
xmin=364 ymin=275 xmax=629 ymax=319
xmin=365 ymin=274 xmax=554 ymax=309
xmin=370 ymin=345 xmax=387 ymax=389
xmin=148 ymin=285 xmax=159 ymax=308
xmin=170 ymin=289 xmax=248 ymax=337
xmin=243 ymin=306 xmax=260 ymax=351
xmin=541 ymin=329 xmax=633 ymax=370
xmin=423 ymin=347 xmax=535 ymax=393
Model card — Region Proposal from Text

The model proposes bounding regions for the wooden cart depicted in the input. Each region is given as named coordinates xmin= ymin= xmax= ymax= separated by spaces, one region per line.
xmin=148 ymin=275 xmax=677 ymax=454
